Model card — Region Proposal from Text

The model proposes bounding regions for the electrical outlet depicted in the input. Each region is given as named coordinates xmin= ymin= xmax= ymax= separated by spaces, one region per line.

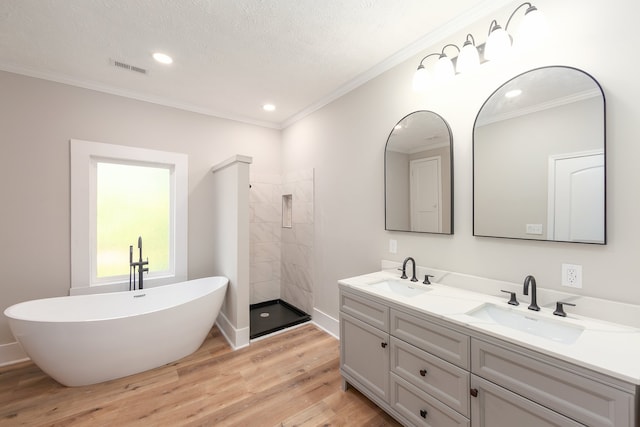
xmin=561 ymin=264 xmax=582 ymax=288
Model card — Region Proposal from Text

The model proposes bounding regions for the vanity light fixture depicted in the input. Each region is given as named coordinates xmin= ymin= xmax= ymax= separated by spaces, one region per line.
xmin=412 ymin=2 xmax=547 ymax=91
xmin=456 ymin=34 xmax=481 ymax=74
xmin=153 ymin=52 xmax=173 ymax=64
xmin=434 ymin=44 xmax=459 ymax=81
xmin=412 ymin=44 xmax=460 ymax=91
xmin=484 ymin=19 xmax=512 ymax=61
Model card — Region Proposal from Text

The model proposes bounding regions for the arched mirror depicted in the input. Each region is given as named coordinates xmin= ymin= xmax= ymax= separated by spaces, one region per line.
xmin=385 ymin=111 xmax=453 ymax=234
xmin=473 ymin=66 xmax=605 ymax=244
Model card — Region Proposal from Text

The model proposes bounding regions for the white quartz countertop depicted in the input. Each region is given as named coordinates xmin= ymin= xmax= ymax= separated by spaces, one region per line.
xmin=339 ymin=270 xmax=640 ymax=385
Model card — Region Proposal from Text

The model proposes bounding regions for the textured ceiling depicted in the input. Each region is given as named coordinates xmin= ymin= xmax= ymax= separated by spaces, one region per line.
xmin=0 ymin=0 xmax=511 ymax=128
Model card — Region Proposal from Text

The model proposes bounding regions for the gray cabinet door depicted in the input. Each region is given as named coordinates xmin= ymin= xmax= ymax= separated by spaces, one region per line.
xmin=471 ymin=338 xmax=633 ymax=427
xmin=470 ymin=375 xmax=583 ymax=427
xmin=340 ymin=312 xmax=390 ymax=402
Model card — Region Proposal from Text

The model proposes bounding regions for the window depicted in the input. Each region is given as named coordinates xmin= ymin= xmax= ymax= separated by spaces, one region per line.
xmin=71 ymin=140 xmax=187 ymax=293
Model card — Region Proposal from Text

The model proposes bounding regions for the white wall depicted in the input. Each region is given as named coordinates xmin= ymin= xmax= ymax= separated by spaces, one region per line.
xmin=211 ymin=156 xmax=252 ymax=349
xmin=0 ymin=71 xmax=281 ymax=345
xmin=282 ymin=0 xmax=640 ymax=322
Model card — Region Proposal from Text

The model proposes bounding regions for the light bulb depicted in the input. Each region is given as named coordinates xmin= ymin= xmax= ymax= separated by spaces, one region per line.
xmin=412 ymin=65 xmax=429 ymax=92
xmin=434 ymin=55 xmax=455 ymax=81
xmin=456 ymin=42 xmax=480 ymax=73
xmin=514 ymin=6 xmax=549 ymax=51
xmin=485 ymin=25 xmax=511 ymax=61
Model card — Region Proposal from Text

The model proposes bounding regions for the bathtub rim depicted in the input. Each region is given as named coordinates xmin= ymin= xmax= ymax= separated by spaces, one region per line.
xmin=4 ymin=276 xmax=228 ymax=323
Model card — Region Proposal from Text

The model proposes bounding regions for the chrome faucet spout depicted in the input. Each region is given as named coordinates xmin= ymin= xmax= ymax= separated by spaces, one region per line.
xmin=523 ymin=275 xmax=540 ymax=311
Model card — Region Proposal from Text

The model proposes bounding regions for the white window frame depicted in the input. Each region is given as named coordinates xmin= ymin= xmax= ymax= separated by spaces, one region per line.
xmin=70 ymin=139 xmax=188 ymax=294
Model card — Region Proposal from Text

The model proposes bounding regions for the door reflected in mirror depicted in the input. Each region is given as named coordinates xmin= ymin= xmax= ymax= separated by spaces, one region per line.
xmin=473 ymin=66 xmax=605 ymax=244
xmin=385 ymin=111 xmax=453 ymax=234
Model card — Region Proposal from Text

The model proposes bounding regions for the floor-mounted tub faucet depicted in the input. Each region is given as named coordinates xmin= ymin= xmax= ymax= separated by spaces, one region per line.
xmin=400 ymin=257 xmax=418 ymax=282
xmin=523 ymin=275 xmax=540 ymax=311
xmin=129 ymin=236 xmax=149 ymax=290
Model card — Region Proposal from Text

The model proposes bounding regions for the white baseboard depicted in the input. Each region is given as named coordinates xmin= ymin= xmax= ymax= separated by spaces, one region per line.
xmin=312 ymin=307 xmax=339 ymax=339
xmin=215 ymin=312 xmax=250 ymax=350
xmin=0 ymin=341 xmax=29 ymax=367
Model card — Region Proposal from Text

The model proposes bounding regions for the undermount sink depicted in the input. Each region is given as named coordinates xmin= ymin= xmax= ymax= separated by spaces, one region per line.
xmin=467 ymin=303 xmax=584 ymax=344
xmin=369 ymin=280 xmax=430 ymax=297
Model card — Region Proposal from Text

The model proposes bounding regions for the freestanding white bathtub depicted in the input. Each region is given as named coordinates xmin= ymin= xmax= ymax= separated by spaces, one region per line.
xmin=4 ymin=276 xmax=228 ymax=386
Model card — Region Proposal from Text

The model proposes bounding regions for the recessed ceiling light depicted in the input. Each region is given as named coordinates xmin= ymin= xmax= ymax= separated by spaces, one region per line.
xmin=153 ymin=52 xmax=173 ymax=64
xmin=505 ymin=89 xmax=522 ymax=98
xmin=263 ymin=104 xmax=276 ymax=112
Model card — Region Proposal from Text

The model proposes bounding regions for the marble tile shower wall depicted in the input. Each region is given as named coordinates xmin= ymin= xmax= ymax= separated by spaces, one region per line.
xmin=249 ymin=170 xmax=314 ymax=314
xmin=249 ymin=173 xmax=282 ymax=304
xmin=281 ymin=169 xmax=314 ymax=315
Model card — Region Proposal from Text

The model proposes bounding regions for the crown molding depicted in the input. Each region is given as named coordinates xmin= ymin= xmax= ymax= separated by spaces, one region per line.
xmin=280 ymin=0 xmax=516 ymax=129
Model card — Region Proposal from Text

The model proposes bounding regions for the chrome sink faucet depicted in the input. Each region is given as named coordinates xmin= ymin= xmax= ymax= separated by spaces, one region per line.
xmin=400 ymin=257 xmax=418 ymax=282
xmin=523 ymin=275 xmax=540 ymax=311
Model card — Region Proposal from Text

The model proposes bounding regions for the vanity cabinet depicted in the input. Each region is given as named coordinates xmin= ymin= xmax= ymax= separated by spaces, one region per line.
xmin=340 ymin=288 xmax=471 ymax=426
xmin=471 ymin=338 xmax=635 ymax=427
xmin=339 ymin=285 xmax=638 ymax=427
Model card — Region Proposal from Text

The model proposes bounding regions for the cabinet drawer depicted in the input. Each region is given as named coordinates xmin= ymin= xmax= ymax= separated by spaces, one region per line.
xmin=470 ymin=375 xmax=584 ymax=427
xmin=391 ymin=309 xmax=469 ymax=369
xmin=390 ymin=373 xmax=470 ymax=427
xmin=340 ymin=290 xmax=389 ymax=332
xmin=471 ymin=338 xmax=633 ymax=427
xmin=391 ymin=337 xmax=470 ymax=417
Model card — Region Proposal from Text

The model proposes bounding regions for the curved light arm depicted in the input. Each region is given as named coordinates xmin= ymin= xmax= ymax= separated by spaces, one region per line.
xmin=487 ymin=19 xmax=501 ymax=35
xmin=417 ymin=52 xmax=442 ymax=67
xmin=463 ymin=33 xmax=476 ymax=47
xmin=505 ymin=2 xmax=535 ymax=31
xmin=440 ymin=43 xmax=460 ymax=57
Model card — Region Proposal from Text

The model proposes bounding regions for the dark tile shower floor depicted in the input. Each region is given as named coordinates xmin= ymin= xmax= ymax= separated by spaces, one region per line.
xmin=250 ymin=299 xmax=311 ymax=339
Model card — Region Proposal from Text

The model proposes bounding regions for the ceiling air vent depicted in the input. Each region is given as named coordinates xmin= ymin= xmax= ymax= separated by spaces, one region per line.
xmin=110 ymin=59 xmax=148 ymax=75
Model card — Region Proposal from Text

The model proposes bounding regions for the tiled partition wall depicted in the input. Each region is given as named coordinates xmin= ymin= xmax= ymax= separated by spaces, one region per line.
xmin=249 ymin=170 xmax=315 ymax=315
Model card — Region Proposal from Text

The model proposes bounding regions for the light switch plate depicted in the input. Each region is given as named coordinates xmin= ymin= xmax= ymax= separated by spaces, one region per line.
xmin=526 ymin=224 xmax=543 ymax=235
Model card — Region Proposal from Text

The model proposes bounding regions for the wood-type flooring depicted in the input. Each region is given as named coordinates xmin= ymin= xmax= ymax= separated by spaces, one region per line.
xmin=0 ymin=324 xmax=401 ymax=426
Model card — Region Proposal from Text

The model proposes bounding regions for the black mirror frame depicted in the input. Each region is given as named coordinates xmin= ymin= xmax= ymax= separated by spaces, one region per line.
xmin=472 ymin=65 xmax=607 ymax=244
xmin=384 ymin=110 xmax=454 ymax=235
